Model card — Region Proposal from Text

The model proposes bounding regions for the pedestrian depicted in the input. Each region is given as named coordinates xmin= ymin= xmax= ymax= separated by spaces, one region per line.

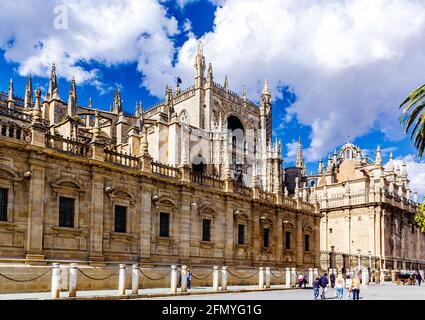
xmin=313 ymin=277 xmax=320 ymax=300
xmin=345 ymin=274 xmax=352 ymax=300
xmin=187 ymin=268 xmax=192 ymax=289
xmin=319 ymin=273 xmax=329 ymax=299
xmin=303 ymin=273 xmax=307 ymax=288
xmin=417 ymin=271 xmax=422 ymax=286
xmin=298 ymin=273 xmax=304 ymax=288
xmin=330 ymin=272 xmax=336 ymax=288
xmin=351 ymin=274 xmax=361 ymax=300
xmin=335 ymin=273 xmax=344 ymax=300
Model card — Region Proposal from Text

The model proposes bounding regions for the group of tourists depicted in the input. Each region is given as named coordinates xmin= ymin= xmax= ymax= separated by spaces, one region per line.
xmin=313 ymin=272 xmax=361 ymax=300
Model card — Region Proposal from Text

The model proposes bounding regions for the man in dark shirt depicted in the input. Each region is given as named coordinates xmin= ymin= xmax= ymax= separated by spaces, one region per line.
xmin=319 ymin=273 xmax=329 ymax=299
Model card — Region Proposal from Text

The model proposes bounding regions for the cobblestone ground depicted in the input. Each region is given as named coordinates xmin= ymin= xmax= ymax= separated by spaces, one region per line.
xmin=145 ymin=283 xmax=425 ymax=300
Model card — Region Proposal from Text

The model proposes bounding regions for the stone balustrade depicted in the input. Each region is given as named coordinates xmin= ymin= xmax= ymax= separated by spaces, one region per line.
xmin=0 ymin=120 xmax=30 ymax=143
xmin=45 ymin=134 xmax=91 ymax=158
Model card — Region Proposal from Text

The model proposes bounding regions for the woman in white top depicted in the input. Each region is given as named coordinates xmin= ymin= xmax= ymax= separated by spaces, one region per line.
xmin=335 ymin=273 xmax=345 ymax=300
xmin=345 ymin=275 xmax=352 ymax=300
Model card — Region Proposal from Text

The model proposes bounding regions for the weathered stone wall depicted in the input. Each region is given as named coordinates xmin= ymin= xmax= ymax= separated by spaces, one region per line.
xmin=0 ymin=138 xmax=321 ymax=275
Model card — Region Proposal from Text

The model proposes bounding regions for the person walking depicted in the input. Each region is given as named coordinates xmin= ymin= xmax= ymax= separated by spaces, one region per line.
xmin=417 ymin=271 xmax=422 ymax=286
xmin=330 ymin=272 xmax=336 ymax=297
xmin=303 ymin=273 xmax=307 ymax=288
xmin=319 ymin=273 xmax=329 ymax=299
xmin=345 ymin=274 xmax=352 ymax=300
xmin=298 ymin=273 xmax=305 ymax=289
xmin=313 ymin=277 xmax=320 ymax=300
xmin=335 ymin=273 xmax=344 ymax=300
xmin=187 ymin=268 xmax=192 ymax=289
xmin=351 ymin=274 xmax=361 ymax=300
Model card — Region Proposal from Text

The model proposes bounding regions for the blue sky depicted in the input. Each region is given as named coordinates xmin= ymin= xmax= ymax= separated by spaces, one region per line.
xmin=0 ymin=0 xmax=424 ymax=199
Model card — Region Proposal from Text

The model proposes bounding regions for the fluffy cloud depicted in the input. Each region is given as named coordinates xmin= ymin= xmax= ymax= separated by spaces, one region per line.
xmin=172 ymin=0 xmax=425 ymax=161
xmin=0 ymin=0 xmax=179 ymax=95
xmin=391 ymin=155 xmax=425 ymax=202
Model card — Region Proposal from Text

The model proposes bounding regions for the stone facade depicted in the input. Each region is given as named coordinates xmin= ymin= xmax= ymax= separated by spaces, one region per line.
xmin=0 ymin=42 xmax=320 ymax=274
xmin=294 ymin=141 xmax=424 ymax=271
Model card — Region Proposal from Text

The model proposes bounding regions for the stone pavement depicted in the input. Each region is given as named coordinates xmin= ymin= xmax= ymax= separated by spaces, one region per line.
xmin=146 ymin=282 xmax=425 ymax=300
xmin=1 ymin=282 xmax=424 ymax=300
xmin=0 ymin=284 xmax=292 ymax=300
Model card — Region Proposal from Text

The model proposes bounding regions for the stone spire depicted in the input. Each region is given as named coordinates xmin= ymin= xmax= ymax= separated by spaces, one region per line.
xmin=224 ymin=75 xmax=228 ymax=91
xmin=207 ymin=63 xmax=213 ymax=84
xmin=141 ymin=126 xmax=149 ymax=156
xmin=7 ymin=78 xmax=14 ymax=108
xmin=333 ymin=149 xmax=337 ymax=164
xmin=135 ymin=101 xmax=140 ymax=117
xmin=242 ymin=85 xmax=247 ymax=101
xmin=46 ymin=63 xmax=61 ymax=101
xmin=318 ymin=158 xmax=324 ymax=174
xmin=296 ymin=137 xmax=306 ymax=175
xmin=262 ymin=79 xmax=270 ymax=96
xmin=194 ymin=40 xmax=205 ymax=88
xmin=32 ymin=89 xmax=42 ymax=123
xmin=375 ymin=145 xmax=382 ymax=166
xmin=92 ymin=110 xmax=101 ymax=140
xmin=24 ymin=75 xmax=32 ymax=110
xmin=386 ymin=152 xmax=394 ymax=172
xmin=88 ymin=97 xmax=92 ymax=108
xmin=67 ymin=77 xmax=78 ymax=116
xmin=326 ymin=154 xmax=333 ymax=173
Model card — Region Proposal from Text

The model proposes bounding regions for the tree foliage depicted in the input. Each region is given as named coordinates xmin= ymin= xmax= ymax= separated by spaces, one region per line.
xmin=414 ymin=202 xmax=425 ymax=232
xmin=400 ymin=84 xmax=425 ymax=158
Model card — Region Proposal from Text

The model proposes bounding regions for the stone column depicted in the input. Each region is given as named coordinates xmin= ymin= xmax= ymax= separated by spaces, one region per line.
xmin=26 ymin=160 xmax=46 ymax=262
xmin=308 ymin=268 xmax=313 ymax=287
xmin=69 ymin=264 xmax=77 ymax=298
xmin=221 ymin=266 xmax=228 ymax=291
xmin=140 ymin=182 xmax=152 ymax=261
xmin=252 ymin=209 xmax=261 ymax=265
xmin=285 ymin=267 xmax=291 ymax=288
xmin=88 ymin=169 xmax=105 ymax=263
xmin=391 ymin=270 xmax=396 ymax=283
xmin=343 ymin=213 xmax=351 ymax=254
xmin=225 ymin=200 xmax=234 ymax=264
xmin=291 ymin=267 xmax=297 ymax=287
xmin=213 ymin=266 xmax=219 ymax=291
xmin=179 ymin=193 xmax=191 ymax=261
xmin=258 ymin=267 xmax=264 ymax=289
xmin=118 ymin=264 xmax=126 ymax=295
xmin=265 ymin=267 xmax=271 ymax=289
xmin=132 ymin=264 xmax=139 ymax=295
xmin=181 ymin=265 xmax=188 ymax=292
xmin=296 ymin=215 xmax=303 ymax=266
xmin=380 ymin=269 xmax=385 ymax=283
xmin=170 ymin=265 xmax=178 ymax=293
xmin=51 ymin=263 xmax=61 ymax=299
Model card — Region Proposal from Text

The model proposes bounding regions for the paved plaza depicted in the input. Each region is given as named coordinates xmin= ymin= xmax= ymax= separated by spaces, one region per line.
xmin=145 ymin=283 xmax=425 ymax=300
xmin=1 ymin=282 xmax=424 ymax=300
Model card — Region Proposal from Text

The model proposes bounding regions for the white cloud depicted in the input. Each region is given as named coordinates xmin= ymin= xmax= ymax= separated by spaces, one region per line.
xmin=0 ymin=0 xmax=179 ymax=95
xmin=391 ymin=154 xmax=425 ymax=202
xmin=171 ymin=0 xmax=425 ymax=161
xmin=284 ymin=140 xmax=298 ymax=164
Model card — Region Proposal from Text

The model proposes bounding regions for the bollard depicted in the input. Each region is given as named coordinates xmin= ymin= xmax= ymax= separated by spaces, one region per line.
xmin=51 ymin=263 xmax=61 ymax=299
xmin=291 ymin=268 xmax=297 ymax=287
xmin=313 ymin=268 xmax=318 ymax=281
xmin=391 ymin=270 xmax=396 ymax=283
xmin=213 ymin=266 xmax=219 ymax=291
xmin=132 ymin=264 xmax=139 ymax=295
xmin=181 ymin=265 xmax=188 ymax=293
xmin=258 ymin=267 xmax=264 ymax=289
xmin=308 ymin=268 xmax=313 ymax=287
xmin=265 ymin=267 xmax=271 ymax=289
xmin=285 ymin=267 xmax=291 ymax=288
xmin=118 ymin=264 xmax=126 ymax=296
xmin=69 ymin=264 xmax=77 ymax=298
xmin=362 ymin=268 xmax=369 ymax=287
xmin=170 ymin=265 xmax=178 ymax=293
xmin=221 ymin=266 xmax=228 ymax=291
